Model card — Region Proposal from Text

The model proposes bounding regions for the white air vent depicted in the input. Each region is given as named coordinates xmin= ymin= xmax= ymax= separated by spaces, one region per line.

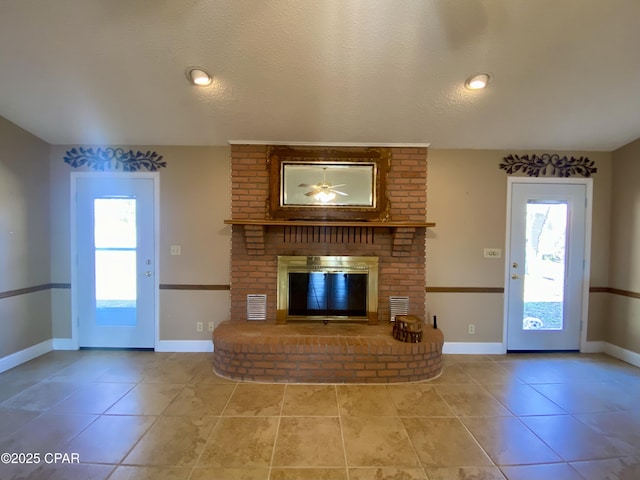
xmin=247 ymin=294 xmax=267 ymax=321
xmin=389 ymin=296 xmax=409 ymax=322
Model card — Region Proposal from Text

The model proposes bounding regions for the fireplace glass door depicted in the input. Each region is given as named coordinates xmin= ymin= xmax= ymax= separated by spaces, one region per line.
xmin=288 ymin=272 xmax=367 ymax=317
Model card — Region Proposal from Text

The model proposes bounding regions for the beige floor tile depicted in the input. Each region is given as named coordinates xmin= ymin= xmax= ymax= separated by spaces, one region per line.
xmin=337 ymin=385 xmax=398 ymax=417
xmin=402 ymin=417 xmax=493 ymax=467
xmin=272 ymin=416 xmax=344 ymax=467
xmin=483 ymin=383 xmax=566 ymax=416
xmin=0 ymin=378 xmax=39 ymax=403
xmin=106 ymin=383 xmax=184 ymax=415
xmin=531 ymin=382 xmax=632 ymax=414
xmin=0 ymin=412 xmax=96 ymax=455
xmin=270 ymin=467 xmax=348 ymax=479
xmin=2 ymin=381 xmax=82 ymax=411
xmin=123 ymin=415 xmax=216 ymax=466
xmin=424 ymin=466 xmax=506 ymax=480
xmin=282 ymin=384 xmax=339 ymax=416
xmin=461 ymin=416 xmax=562 ymax=466
xmin=222 ymin=383 xmax=285 ymax=416
xmin=500 ymin=463 xmax=583 ymax=480
xmin=427 ymin=363 xmax=476 ymax=384
xmin=458 ymin=362 xmax=524 ymax=385
xmin=65 ymin=414 xmax=156 ymax=464
xmin=190 ymin=467 xmax=270 ymax=479
xmin=386 ymin=384 xmax=454 ymax=417
xmin=434 ymin=384 xmax=512 ymax=417
xmin=190 ymin=366 xmax=238 ymax=384
xmin=570 ymin=456 xmax=640 ymax=480
xmin=13 ymin=462 xmax=114 ymax=480
xmin=522 ymin=415 xmax=637 ymax=461
xmin=197 ymin=416 xmax=279 ymax=468
xmin=349 ymin=467 xmax=427 ymax=479
xmin=163 ymin=383 xmax=236 ymax=416
xmin=503 ymin=361 xmax=570 ymax=384
xmin=0 ymin=407 xmax=40 ymax=439
xmin=3 ymin=350 xmax=640 ymax=478
xmin=95 ymin=364 xmax=148 ymax=383
xmin=576 ymin=411 xmax=640 ymax=454
xmin=0 ymin=352 xmax=77 ymax=382
xmin=49 ymin=382 xmax=134 ymax=414
xmin=140 ymin=362 xmax=201 ymax=384
xmin=46 ymin=359 xmax=112 ymax=382
xmin=108 ymin=465 xmax=192 ymax=480
xmin=342 ymin=416 xmax=421 ymax=468
xmin=0 ymin=460 xmax=40 ymax=480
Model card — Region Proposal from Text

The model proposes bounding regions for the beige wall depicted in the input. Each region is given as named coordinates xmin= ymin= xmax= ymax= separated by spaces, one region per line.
xmin=2 ymin=112 xmax=635 ymax=358
xmin=0 ymin=116 xmax=52 ymax=357
xmin=426 ymin=149 xmax=612 ymax=345
xmin=607 ymin=139 xmax=640 ymax=353
xmin=49 ymin=145 xmax=231 ymax=341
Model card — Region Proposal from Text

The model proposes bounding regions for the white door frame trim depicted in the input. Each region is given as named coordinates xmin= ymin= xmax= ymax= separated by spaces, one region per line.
xmin=70 ymin=172 xmax=160 ymax=350
xmin=502 ymin=177 xmax=593 ymax=353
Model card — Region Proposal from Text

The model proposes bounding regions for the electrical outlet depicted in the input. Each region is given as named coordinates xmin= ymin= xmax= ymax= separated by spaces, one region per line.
xmin=468 ymin=324 xmax=475 ymax=335
xmin=208 ymin=322 xmax=214 ymax=332
xmin=170 ymin=245 xmax=181 ymax=256
xmin=196 ymin=322 xmax=203 ymax=332
xmin=483 ymin=248 xmax=501 ymax=258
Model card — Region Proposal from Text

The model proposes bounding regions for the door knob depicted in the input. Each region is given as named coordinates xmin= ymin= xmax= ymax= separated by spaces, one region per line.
xmin=145 ymin=271 xmax=152 ymax=277
xmin=511 ymin=274 xmax=521 ymax=280
xmin=512 ymin=262 xmax=518 ymax=268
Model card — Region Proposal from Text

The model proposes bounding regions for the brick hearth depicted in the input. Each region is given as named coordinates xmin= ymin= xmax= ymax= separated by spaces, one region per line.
xmin=213 ymin=322 xmax=444 ymax=383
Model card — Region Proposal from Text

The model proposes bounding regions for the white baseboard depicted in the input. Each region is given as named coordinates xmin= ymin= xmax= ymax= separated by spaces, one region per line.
xmin=583 ymin=341 xmax=606 ymax=353
xmin=602 ymin=342 xmax=640 ymax=368
xmin=443 ymin=342 xmax=505 ymax=355
xmin=53 ymin=338 xmax=77 ymax=350
xmin=0 ymin=340 xmax=53 ymax=374
xmin=155 ymin=340 xmax=214 ymax=352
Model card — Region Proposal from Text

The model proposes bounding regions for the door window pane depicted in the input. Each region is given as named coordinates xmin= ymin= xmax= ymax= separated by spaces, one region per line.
xmin=94 ymin=198 xmax=137 ymax=326
xmin=523 ymin=202 xmax=567 ymax=331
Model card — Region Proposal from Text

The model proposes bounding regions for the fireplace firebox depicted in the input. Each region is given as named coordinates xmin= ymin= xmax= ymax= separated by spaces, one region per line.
xmin=277 ymin=256 xmax=379 ymax=324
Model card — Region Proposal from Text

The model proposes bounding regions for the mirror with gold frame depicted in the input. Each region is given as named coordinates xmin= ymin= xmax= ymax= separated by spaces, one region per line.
xmin=267 ymin=146 xmax=390 ymax=221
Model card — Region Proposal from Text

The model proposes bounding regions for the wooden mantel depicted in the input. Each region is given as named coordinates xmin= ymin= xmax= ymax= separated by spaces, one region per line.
xmin=224 ymin=219 xmax=435 ymax=256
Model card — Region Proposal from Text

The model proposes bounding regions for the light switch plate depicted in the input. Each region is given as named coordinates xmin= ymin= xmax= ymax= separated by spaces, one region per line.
xmin=170 ymin=245 xmax=181 ymax=256
xmin=483 ymin=248 xmax=501 ymax=258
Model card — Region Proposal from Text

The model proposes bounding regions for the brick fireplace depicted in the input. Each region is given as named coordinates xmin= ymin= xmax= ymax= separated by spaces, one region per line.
xmin=228 ymin=144 xmax=428 ymax=323
xmin=213 ymin=144 xmax=443 ymax=383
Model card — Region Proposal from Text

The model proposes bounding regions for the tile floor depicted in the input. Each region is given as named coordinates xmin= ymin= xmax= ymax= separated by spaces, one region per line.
xmin=1 ymin=350 xmax=640 ymax=479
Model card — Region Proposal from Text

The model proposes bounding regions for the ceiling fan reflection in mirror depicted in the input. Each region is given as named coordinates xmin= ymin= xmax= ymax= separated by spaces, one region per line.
xmin=298 ymin=167 xmax=348 ymax=202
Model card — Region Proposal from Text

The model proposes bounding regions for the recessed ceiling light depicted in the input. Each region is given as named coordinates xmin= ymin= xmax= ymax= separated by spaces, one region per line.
xmin=465 ymin=73 xmax=491 ymax=90
xmin=186 ymin=67 xmax=212 ymax=86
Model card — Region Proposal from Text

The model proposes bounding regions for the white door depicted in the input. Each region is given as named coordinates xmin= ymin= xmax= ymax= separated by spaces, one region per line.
xmin=74 ymin=174 xmax=157 ymax=348
xmin=506 ymin=180 xmax=590 ymax=351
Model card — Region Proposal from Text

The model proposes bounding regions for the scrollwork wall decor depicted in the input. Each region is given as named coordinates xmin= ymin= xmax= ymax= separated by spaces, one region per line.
xmin=64 ymin=147 xmax=166 ymax=171
xmin=499 ymin=154 xmax=596 ymax=177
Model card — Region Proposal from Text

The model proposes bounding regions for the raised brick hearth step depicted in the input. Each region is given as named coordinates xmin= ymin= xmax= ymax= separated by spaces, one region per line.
xmin=212 ymin=322 xmax=444 ymax=383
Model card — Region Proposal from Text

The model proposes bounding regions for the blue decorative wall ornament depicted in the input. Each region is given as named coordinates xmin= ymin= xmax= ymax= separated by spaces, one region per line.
xmin=500 ymin=154 xmax=596 ymax=177
xmin=64 ymin=147 xmax=166 ymax=171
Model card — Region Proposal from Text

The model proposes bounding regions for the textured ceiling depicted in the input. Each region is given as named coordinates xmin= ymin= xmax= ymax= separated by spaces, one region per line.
xmin=0 ymin=0 xmax=639 ymax=150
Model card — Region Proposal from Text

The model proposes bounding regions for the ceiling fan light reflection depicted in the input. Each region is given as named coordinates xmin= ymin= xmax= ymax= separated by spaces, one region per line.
xmin=314 ymin=191 xmax=336 ymax=202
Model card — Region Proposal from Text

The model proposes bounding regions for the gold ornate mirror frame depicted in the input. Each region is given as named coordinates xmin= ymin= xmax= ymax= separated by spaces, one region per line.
xmin=267 ymin=146 xmax=390 ymax=221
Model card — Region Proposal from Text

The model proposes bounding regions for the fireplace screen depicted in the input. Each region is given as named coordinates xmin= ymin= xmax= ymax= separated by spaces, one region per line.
xmin=277 ymin=256 xmax=379 ymax=324
xmin=288 ymin=272 xmax=367 ymax=316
